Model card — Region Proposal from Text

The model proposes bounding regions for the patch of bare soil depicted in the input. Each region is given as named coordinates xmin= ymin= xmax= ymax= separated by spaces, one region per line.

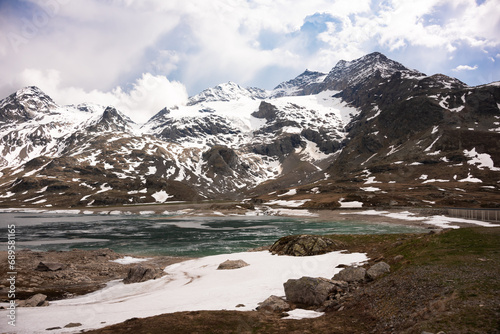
xmin=0 ymin=249 xmax=188 ymax=301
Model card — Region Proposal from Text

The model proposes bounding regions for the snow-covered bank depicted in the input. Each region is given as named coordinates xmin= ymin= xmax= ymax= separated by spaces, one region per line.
xmin=347 ymin=210 xmax=500 ymax=229
xmin=5 ymin=250 xmax=367 ymax=333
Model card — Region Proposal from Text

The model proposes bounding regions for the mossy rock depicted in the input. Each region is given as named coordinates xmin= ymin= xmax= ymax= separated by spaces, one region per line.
xmin=269 ymin=235 xmax=345 ymax=256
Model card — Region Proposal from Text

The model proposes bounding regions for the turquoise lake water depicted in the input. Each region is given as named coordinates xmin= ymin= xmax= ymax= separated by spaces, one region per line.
xmin=0 ymin=212 xmax=425 ymax=257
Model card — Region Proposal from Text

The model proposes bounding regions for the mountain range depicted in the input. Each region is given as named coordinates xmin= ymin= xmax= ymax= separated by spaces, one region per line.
xmin=1 ymin=52 xmax=499 ymax=209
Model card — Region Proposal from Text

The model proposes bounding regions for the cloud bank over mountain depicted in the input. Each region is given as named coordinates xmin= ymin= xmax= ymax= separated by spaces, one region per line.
xmin=0 ymin=0 xmax=498 ymax=122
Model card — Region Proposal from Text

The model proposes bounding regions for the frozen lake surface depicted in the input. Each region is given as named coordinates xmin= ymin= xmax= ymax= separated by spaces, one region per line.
xmin=0 ymin=212 xmax=426 ymax=256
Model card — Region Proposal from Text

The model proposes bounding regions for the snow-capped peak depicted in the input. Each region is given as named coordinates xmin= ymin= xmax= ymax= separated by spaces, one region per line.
xmin=15 ymin=86 xmax=50 ymax=99
xmin=323 ymin=52 xmax=425 ymax=90
xmin=0 ymin=86 xmax=58 ymax=122
xmin=271 ymin=70 xmax=327 ymax=97
xmin=87 ymin=106 xmax=136 ymax=132
xmin=187 ymin=81 xmax=268 ymax=106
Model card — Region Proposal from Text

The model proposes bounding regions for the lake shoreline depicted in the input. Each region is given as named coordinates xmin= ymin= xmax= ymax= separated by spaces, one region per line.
xmin=1 ymin=203 xmax=497 ymax=230
xmin=3 ymin=227 xmax=499 ymax=333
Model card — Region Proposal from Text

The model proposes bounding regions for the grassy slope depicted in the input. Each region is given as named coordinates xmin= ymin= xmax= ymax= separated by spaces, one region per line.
xmin=87 ymin=227 xmax=500 ymax=334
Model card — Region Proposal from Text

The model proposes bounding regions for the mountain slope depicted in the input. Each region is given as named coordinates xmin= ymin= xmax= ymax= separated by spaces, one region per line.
xmin=0 ymin=52 xmax=499 ymax=209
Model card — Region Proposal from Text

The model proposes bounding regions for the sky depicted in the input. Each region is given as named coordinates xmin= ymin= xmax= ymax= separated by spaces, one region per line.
xmin=0 ymin=0 xmax=499 ymax=123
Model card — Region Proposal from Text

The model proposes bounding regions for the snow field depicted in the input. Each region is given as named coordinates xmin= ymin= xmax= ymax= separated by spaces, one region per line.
xmin=7 ymin=250 xmax=368 ymax=334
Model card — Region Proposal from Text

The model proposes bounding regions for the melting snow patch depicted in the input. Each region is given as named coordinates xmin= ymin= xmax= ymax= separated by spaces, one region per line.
xmin=310 ymin=187 xmax=320 ymax=194
xmin=423 ymin=179 xmax=449 ymax=184
xmin=458 ymin=173 xmax=483 ymax=183
xmin=269 ymin=208 xmax=318 ymax=217
xmin=36 ymin=186 xmax=48 ymax=193
xmin=296 ymin=140 xmax=332 ymax=161
xmin=0 ymin=192 xmax=15 ymax=198
xmin=339 ymin=198 xmax=363 ymax=208
xmin=96 ymin=183 xmax=113 ymax=194
xmin=283 ymin=309 xmax=324 ymax=320
xmin=33 ymin=199 xmax=47 ymax=204
xmin=111 ymin=256 xmax=151 ymax=265
xmin=152 ymin=190 xmax=173 ymax=203
xmin=266 ymin=199 xmax=311 ymax=207
xmin=147 ymin=166 xmax=157 ymax=175
xmin=464 ymin=148 xmax=500 ymax=171
xmin=360 ymin=187 xmax=380 ymax=192
xmin=366 ymin=106 xmax=381 ymax=121
xmin=278 ymin=189 xmax=297 ymax=197
xmin=365 ymin=176 xmax=381 ymax=184
xmin=424 ymin=136 xmax=441 ymax=152
xmin=13 ymin=251 xmax=367 ymax=333
xmin=361 ymin=153 xmax=377 ymax=165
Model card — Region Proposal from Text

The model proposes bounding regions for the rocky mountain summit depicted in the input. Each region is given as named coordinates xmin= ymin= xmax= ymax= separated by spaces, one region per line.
xmin=0 ymin=52 xmax=499 ymax=208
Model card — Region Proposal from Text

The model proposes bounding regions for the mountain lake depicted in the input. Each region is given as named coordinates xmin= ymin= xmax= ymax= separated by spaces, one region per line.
xmin=0 ymin=212 xmax=426 ymax=257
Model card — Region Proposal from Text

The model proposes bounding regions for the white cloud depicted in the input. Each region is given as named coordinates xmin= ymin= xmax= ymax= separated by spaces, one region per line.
xmin=1 ymin=0 xmax=499 ymax=101
xmin=15 ymin=69 xmax=188 ymax=124
xmin=452 ymin=64 xmax=479 ymax=71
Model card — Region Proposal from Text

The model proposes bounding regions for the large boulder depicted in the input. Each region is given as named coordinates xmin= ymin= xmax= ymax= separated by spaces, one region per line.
xmin=216 ymin=259 xmax=249 ymax=270
xmin=366 ymin=262 xmax=390 ymax=280
xmin=123 ymin=264 xmax=164 ymax=284
xmin=284 ymin=276 xmax=343 ymax=306
xmin=332 ymin=266 xmax=367 ymax=283
xmin=35 ymin=262 xmax=64 ymax=271
xmin=17 ymin=293 xmax=49 ymax=307
xmin=257 ymin=295 xmax=290 ymax=312
xmin=270 ymin=235 xmax=345 ymax=256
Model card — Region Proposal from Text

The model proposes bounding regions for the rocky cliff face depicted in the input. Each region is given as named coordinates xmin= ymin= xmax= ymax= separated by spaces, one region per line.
xmin=1 ymin=52 xmax=499 ymax=209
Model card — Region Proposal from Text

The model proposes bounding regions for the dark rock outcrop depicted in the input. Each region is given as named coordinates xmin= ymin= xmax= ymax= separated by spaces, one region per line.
xmin=17 ymin=293 xmax=49 ymax=307
xmin=35 ymin=262 xmax=64 ymax=272
xmin=366 ymin=261 xmax=390 ymax=280
xmin=269 ymin=235 xmax=345 ymax=256
xmin=333 ymin=266 xmax=367 ymax=283
xmin=123 ymin=264 xmax=164 ymax=284
xmin=216 ymin=259 xmax=249 ymax=270
xmin=283 ymin=276 xmax=346 ymax=306
xmin=257 ymin=295 xmax=291 ymax=312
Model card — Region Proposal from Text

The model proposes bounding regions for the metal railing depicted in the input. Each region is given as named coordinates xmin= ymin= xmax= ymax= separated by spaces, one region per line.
xmin=447 ymin=208 xmax=500 ymax=222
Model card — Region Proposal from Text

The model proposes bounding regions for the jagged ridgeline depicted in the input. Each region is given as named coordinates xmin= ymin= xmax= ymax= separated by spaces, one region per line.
xmin=0 ymin=52 xmax=499 ymax=208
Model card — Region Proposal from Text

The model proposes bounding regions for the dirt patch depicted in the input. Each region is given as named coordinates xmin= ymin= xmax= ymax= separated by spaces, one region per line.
xmin=0 ymin=248 xmax=188 ymax=301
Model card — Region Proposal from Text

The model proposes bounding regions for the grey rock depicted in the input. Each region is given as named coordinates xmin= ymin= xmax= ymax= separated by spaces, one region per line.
xmin=284 ymin=276 xmax=339 ymax=306
xmin=270 ymin=235 xmax=345 ymax=256
xmin=257 ymin=295 xmax=290 ymax=312
xmin=123 ymin=264 xmax=164 ymax=284
xmin=333 ymin=266 xmax=366 ymax=283
xmin=35 ymin=262 xmax=64 ymax=272
xmin=18 ymin=293 xmax=48 ymax=307
xmin=216 ymin=259 xmax=249 ymax=270
xmin=366 ymin=261 xmax=390 ymax=280
xmin=393 ymin=255 xmax=404 ymax=262
xmin=64 ymin=323 xmax=82 ymax=328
